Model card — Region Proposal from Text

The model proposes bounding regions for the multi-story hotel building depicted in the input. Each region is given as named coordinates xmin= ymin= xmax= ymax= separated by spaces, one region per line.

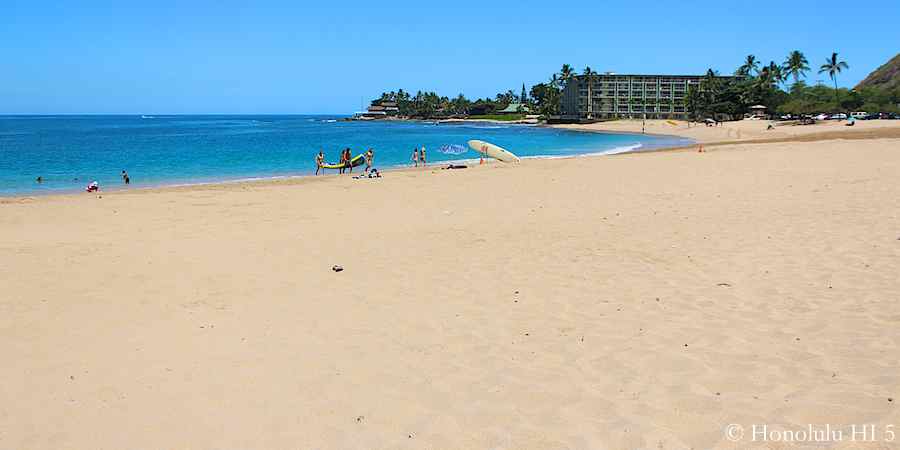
xmin=559 ymin=73 xmax=735 ymax=120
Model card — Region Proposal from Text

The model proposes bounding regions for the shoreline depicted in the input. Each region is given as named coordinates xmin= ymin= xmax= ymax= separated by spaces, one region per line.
xmin=5 ymin=119 xmax=899 ymax=202
xmin=0 ymin=129 xmax=689 ymax=201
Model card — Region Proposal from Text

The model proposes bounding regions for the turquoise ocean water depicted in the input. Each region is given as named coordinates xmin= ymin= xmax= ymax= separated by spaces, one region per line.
xmin=0 ymin=115 xmax=692 ymax=195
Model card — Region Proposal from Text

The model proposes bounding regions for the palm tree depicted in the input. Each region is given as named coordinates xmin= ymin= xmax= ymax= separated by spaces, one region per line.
xmin=818 ymin=52 xmax=849 ymax=103
xmin=560 ymin=64 xmax=575 ymax=86
xmin=583 ymin=66 xmax=596 ymax=119
xmin=766 ymin=61 xmax=785 ymax=88
xmin=782 ymin=50 xmax=810 ymax=85
xmin=549 ymin=73 xmax=560 ymax=89
xmin=738 ymin=54 xmax=759 ymax=77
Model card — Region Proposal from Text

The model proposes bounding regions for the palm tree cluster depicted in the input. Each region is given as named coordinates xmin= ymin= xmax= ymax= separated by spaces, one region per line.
xmin=372 ymin=87 xmax=529 ymax=118
xmin=686 ymin=50 xmax=874 ymax=120
xmin=373 ymin=63 xmax=585 ymax=119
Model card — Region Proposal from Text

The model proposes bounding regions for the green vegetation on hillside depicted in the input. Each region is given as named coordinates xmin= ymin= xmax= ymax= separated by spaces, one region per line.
xmin=855 ymin=53 xmax=900 ymax=92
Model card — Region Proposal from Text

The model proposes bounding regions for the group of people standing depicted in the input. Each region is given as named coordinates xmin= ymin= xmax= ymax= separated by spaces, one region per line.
xmin=411 ymin=145 xmax=427 ymax=167
xmin=314 ymin=145 xmax=430 ymax=176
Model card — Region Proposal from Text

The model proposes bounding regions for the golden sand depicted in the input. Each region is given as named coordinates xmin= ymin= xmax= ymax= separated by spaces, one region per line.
xmin=2 ymin=122 xmax=899 ymax=448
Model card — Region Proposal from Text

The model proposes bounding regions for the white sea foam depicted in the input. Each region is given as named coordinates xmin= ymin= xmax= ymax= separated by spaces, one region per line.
xmin=521 ymin=143 xmax=643 ymax=160
xmin=602 ymin=143 xmax=643 ymax=155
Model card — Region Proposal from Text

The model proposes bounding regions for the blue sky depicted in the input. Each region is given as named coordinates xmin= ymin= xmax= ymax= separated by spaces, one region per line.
xmin=2 ymin=0 xmax=898 ymax=114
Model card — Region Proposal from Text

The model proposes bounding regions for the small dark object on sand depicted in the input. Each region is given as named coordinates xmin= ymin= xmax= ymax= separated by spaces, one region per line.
xmin=889 ymin=398 xmax=894 ymax=402
xmin=717 ymin=283 xmax=731 ymax=287
xmin=332 ymin=265 xmax=343 ymax=272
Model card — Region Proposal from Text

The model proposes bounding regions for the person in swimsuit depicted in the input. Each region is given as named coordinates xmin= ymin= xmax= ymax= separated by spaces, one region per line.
xmin=420 ymin=145 xmax=426 ymax=167
xmin=346 ymin=148 xmax=354 ymax=174
xmin=412 ymin=147 xmax=419 ymax=167
xmin=364 ymin=149 xmax=374 ymax=173
xmin=315 ymin=150 xmax=325 ymax=175
xmin=339 ymin=148 xmax=348 ymax=174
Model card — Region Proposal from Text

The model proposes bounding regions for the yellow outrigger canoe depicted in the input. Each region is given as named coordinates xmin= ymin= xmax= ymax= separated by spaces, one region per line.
xmin=321 ymin=153 xmax=365 ymax=169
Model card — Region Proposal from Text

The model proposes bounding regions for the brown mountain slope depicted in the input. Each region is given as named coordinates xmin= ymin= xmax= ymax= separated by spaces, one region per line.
xmin=855 ymin=53 xmax=900 ymax=91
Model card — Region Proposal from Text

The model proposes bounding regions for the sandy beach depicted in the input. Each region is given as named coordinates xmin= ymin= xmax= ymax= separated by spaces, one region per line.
xmin=3 ymin=123 xmax=900 ymax=449
xmin=553 ymin=117 xmax=900 ymax=146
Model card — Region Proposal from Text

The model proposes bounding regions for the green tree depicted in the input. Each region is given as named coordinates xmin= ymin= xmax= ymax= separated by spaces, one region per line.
xmin=737 ymin=54 xmax=759 ymax=77
xmin=559 ymin=64 xmax=575 ymax=87
xmin=583 ymin=66 xmax=596 ymax=119
xmin=782 ymin=50 xmax=810 ymax=86
xmin=819 ymin=52 xmax=849 ymax=104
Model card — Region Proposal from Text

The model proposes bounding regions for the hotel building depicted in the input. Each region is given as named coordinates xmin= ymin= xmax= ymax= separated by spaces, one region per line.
xmin=559 ymin=73 xmax=737 ymax=120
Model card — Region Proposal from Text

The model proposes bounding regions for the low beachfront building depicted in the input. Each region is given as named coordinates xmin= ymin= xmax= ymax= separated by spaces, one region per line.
xmin=367 ymin=101 xmax=400 ymax=116
xmin=497 ymin=103 xmax=531 ymax=114
xmin=559 ymin=73 xmax=737 ymax=121
xmin=749 ymin=104 xmax=767 ymax=118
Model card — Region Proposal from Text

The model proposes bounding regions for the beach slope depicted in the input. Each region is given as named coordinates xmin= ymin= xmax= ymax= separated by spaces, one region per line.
xmin=2 ymin=136 xmax=899 ymax=449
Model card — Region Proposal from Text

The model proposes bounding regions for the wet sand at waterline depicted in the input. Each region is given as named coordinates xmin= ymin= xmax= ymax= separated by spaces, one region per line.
xmin=2 ymin=132 xmax=899 ymax=448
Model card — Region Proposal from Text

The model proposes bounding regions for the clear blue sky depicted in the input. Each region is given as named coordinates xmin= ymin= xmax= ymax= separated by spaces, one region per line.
xmin=3 ymin=0 xmax=898 ymax=114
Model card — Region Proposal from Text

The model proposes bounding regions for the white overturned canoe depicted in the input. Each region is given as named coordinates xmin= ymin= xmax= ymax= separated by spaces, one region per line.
xmin=467 ymin=140 xmax=521 ymax=163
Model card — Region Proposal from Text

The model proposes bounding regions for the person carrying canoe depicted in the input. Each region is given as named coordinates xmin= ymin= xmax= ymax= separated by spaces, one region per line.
xmin=345 ymin=148 xmax=354 ymax=174
xmin=315 ymin=150 xmax=325 ymax=175
xmin=339 ymin=148 xmax=349 ymax=174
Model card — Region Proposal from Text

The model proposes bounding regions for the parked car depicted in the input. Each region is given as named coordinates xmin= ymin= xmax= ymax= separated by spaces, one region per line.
xmin=814 ymin=113 xmax=829 ymax=121
xmin=850 ymin=112 xmax=868 ymax=120
xmin=829 ymin=113 xmax=847 ymax=120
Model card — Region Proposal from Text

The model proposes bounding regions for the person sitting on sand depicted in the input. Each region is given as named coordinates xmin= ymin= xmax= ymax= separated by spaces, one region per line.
xmin=315 ymin=150 xmax=325 ymax=175
xmin=412 ymin=147 xmax=419 ymax=167
xmin=85 ymin=181 xmax=99 ymax=192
